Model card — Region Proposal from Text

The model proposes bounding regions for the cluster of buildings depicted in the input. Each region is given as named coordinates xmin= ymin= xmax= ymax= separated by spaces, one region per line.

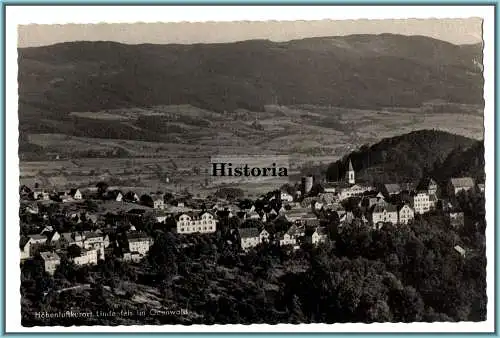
xmin=20 ymin=228 xmax=154 ymax=275
xmin=20 ymin=158 xmax=483 ymax=273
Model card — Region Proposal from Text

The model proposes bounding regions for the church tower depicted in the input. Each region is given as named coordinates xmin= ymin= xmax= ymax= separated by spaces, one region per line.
xmin=346 ymin=159 xmax=355 ymax=184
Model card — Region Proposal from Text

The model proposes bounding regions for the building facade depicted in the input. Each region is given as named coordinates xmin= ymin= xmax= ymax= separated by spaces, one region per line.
xmin=176 ymin=212 xmax=217 ymax=234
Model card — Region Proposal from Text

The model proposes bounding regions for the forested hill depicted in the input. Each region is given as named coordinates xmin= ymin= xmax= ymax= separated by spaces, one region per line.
xmin=19 ymin=34 xmax=482 ymax=120
xmin=431 ymin=141 xmax=485 ymax=185
xmin=325 ymin=130 xmax=479 ymax=183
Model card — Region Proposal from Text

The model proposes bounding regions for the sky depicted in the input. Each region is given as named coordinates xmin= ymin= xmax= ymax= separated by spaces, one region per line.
xmin=18 ymin=18 xmax=483 ymax=48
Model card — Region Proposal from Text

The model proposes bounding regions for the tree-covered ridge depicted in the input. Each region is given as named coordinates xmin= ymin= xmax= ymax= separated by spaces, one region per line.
xmin=326 ymin=129 xmax=479 ymax=184
xmin=431 ymin=141 xmax=485 ymax=185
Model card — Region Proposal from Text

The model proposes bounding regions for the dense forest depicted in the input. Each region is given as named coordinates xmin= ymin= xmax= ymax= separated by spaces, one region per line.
xmin=325 ymin=130 xmax=481 ymax=184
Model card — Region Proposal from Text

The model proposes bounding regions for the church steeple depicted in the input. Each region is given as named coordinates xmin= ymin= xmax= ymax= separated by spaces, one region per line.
xmin=346 ymin=159 xmax=355 ymax=184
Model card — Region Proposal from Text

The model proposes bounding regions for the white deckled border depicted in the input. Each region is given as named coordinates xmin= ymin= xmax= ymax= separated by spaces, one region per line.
xmin=5 ymin=5 xmax=495 ymax=333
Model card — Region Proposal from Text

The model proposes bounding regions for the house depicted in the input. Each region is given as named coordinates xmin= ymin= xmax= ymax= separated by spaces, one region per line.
xmin=176 ymin=212 xmax=217 ymax=234
xmin=28 ymin=234 xmax=48 ymax=245
xmin=398 ymin=204 xmax=414 ymax=225
xmin=259 ymin=229 xmax=270 ymax=243
xmin=122 ymin=251 xmax=143 ymax=263
xmin=32 ymin=190 xmax=50 ymax=201
xmin=372 ymin=204 xmax=398 ymax=225
xmin=59 ymin=232 xmax=85 ymax=248
xmin=127 ymin=233 xmax=153 ymax=256
xmin=449 ymin=211 xmax=465 ymax=228
xmin=69 ymin=188 xmax=83 ymax=200
xmin=360 ymin=196 xmax=387 ymax=209
xmin=152 ymin=194 xmax=165 ymax=209
xmin=39 ymin=252 xmax=60 ymax=275
xmin=20 ymin=238 xmax=31 ymax=260
xmin=305 ymin=227 xmax=328 ymax=245
xmin=155 ymin=213 xmax=168 ymax=223
xmin=279 ymin=224 xmax=299 ymax=246
xmin=239 ymin=227 xmax=264 ymax=251
xmin=46 ymin=231 xmax=61 ymax=243
xmin=284 ymin=208 xmax=311 ymax=223
xmin=413 ymin=192 xmax=432 ymax=215
xmin=20 ymin=185 xmax=32 ymax=198
xmin=246 ymin=210 xmax=261 ymax=220
xmin=454 ymin=245 xmax=467 ymax=258
xmin=82 ymin=232 xmax=107 ymax=259
xmin=280 ymin=191 xmax=294 ymax=202
xmin=339 ymin=184 xmax=374 ymax=200
xmin=384 ymin=184 xmax=401 ymax=196
xmin=448 ymin=177 xmax=475 ymax=197
xmin=478 ymin=183 xmax=485 ymax=193
xmin=72 ymin=249 xmax=98 ymax=266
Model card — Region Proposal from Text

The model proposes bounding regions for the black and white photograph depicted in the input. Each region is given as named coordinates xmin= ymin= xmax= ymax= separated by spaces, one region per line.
xmin=8 ymin=6 xmax=494 ymax=331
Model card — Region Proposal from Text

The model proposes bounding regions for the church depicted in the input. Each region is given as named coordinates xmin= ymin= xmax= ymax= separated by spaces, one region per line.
xmin=324 ymin=159 xmax=374 ymax=200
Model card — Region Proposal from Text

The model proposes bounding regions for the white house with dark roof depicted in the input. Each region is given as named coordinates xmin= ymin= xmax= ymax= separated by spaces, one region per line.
xmin=69 ymin=188 xmax=83 ymax=200
xmin=39 ymin=252 xmax=61 ymax=275
xmin=72 ymin=248 xmax=98 ymax=266
xmin=398 ymin=204 xmax=414 ymax=225
xmin=339 ymin=184 xmax=374 ymax=201
xmin=306 ymin=227 xmax=328 ymax=245
xmin=127 ymin=233 xmax=153 ymax=256
xmin=413 ymin=192 xmax=433 ymax=214
xmin=279 ymin=225 xmax=303 ymax=247
xmin=239 ymin=227 xmax=263 ymax=251
xmin=372 ymin=204 xmax=398 ymax=225
xmin=448 ymin=177 xmax=475 ymax=196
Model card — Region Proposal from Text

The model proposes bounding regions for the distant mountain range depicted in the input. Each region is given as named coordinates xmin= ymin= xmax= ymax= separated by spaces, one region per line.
xmin=18 ymin=34 xmax=484 ymax=163
xmin=19 ymin=34 xmax=483 ymax=120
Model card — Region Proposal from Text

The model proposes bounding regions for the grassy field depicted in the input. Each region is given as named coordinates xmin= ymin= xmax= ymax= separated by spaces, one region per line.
xmin=20 ymin=103 xmax=483 ymax=194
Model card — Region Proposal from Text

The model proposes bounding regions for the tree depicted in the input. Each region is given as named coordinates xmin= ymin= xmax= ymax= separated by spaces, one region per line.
xmin=140 ymin=194 xmax=154 ymax=207
xmin=67 ymin=244 xmax=82 ymax=258
xmin=96 ymin=182 xmax=109 ymax=196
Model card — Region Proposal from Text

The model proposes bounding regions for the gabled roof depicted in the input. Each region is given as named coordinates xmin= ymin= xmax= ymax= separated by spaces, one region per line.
xmin=127 ymin=232 xmax=151 ymax=242
xmin=28 ymin=234 xmax=47 ymax=241
xmin=20 ymin=237 xmax=30 ymax=249
xmin=239 ymin=227 xmax=260 ymax=239
xmin=40 ymin=251 xmax=60 ymax=261
xmin=69 ymin=188 xmax=81 ymax=196
xmin=397 ymin=204 xmax=413 ymax=212
xmin=384 ymin=184 xmax=401 ymax=194
xmin=373 ymin=204 xmax=398 ymax=213
xmin=450 ymin=177 xmax=475 ymax=188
